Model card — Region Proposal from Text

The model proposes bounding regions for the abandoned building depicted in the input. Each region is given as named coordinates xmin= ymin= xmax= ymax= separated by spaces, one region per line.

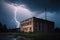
xmin=20 ymin=17 xmax=54 ymax=32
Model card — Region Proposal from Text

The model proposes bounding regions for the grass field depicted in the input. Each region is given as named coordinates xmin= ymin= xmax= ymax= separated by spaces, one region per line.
xmin=0 ymin=32 xmax=60 ymax=40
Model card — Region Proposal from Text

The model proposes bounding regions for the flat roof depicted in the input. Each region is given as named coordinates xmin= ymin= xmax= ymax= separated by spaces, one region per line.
xmin=20 ymin=17 xmax=54 ymax=23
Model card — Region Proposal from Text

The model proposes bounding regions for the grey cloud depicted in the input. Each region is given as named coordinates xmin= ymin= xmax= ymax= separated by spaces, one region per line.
xmin=4 ymin=0 xmax=60 ymax=12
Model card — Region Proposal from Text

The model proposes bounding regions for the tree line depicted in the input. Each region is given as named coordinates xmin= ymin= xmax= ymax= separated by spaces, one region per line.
xmin=0 ymin=22 xmax=7 ymax=32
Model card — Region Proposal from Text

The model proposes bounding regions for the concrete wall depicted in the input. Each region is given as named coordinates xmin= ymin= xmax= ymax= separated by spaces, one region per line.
xmin=20 ymin=18 xmax=34 ymax=32
xmin=20 ymin=17 xmax=54 ymax=32
xmin=33 ymin=17 xmax=54 ymax=32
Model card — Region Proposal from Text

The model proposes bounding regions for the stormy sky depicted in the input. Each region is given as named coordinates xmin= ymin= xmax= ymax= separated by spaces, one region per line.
xmin=0 ymin=0 xmax=60 ymax=29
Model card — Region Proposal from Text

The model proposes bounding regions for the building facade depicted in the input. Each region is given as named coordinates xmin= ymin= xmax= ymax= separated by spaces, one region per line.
xmin=20 ymin=17 xmax=54 ymax=32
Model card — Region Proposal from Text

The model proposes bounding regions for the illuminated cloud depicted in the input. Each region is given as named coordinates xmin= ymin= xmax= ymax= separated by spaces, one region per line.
xmin=0 ymin=0 xmax=60 ymax=28
xmin=3 ymin=3 xmax=33 ymax=28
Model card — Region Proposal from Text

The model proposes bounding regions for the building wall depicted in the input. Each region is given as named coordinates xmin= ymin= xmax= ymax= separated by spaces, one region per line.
xmin=48 ymin=22 xmax=54 ymax=32
xmin=20 ymin=18 xmax=34 ymax=32
xmin=20 ymin=17 xmax=54 ymax=32
xmin=33 ymin=17 xmax=54 ymax=32
xmin=21 ymin=25 xmax=33 ymax=32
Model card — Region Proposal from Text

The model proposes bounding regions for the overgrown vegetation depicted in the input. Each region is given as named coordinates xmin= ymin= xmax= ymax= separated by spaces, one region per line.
xmin=0 ymin=32 xmax=60 ymax=40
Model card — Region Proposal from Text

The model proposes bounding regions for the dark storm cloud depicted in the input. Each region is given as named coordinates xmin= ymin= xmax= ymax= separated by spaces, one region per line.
xmin=0 ymin=1 xmax=17 ymax=29
xmin=5 ymin=0 xmax=60 ymax=12
xmin=0 ymin=0 xmax=60 ymax=28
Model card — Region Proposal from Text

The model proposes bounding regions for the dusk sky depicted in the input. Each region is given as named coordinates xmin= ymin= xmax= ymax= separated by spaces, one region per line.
xmin=0 ymin=0 xmax=60 ymax=29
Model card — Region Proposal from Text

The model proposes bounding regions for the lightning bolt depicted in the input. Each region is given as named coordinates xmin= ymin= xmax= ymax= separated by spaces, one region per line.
xmin=6 ymin=3 xmax=32 ymax=28
xmin=14 ymin=7 xmax=20 ymax=28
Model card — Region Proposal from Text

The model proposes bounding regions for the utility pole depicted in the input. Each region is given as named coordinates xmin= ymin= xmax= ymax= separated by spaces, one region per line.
xmin=45 ymin=8 xmax=47 ymax=20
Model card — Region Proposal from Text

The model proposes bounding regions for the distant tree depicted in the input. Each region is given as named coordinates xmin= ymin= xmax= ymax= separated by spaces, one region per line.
xmin=0 ymin=22 xmax=3 ymax=27
xmin=55 ymin=28 xmax=60 ymax=32
xmin=0 ymin=22 xmax=7 ymax=32
xmin=4 ymin=24 xmax=7 ymax=29
xmin=0 ymin=22 xmax=3 ymax=32
xmin=3 ymin=24 xmax=7 ymax=32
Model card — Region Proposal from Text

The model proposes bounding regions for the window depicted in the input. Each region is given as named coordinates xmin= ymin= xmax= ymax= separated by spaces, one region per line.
xmin=29 ymin=21 xmax=32 ymax=25
xmin=30 ymin=27 xmax=31 ymax=30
